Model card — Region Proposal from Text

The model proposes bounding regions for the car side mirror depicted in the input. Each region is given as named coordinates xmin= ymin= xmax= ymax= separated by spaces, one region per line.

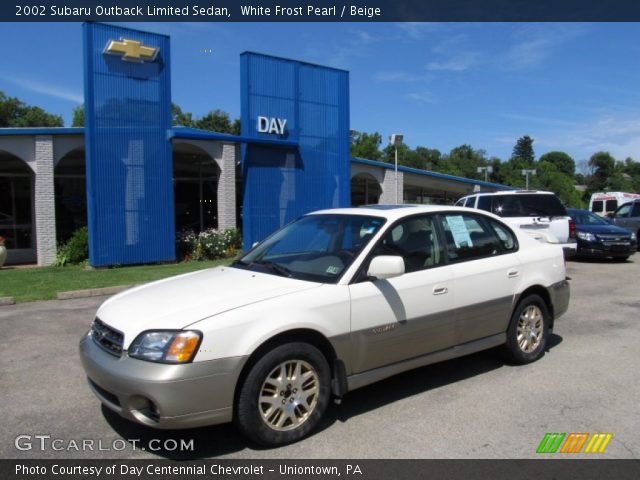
xmin=606 ymin=212 xmax=614 ymax=219
xmin=367 ymin=255 xmax=405 ymax=280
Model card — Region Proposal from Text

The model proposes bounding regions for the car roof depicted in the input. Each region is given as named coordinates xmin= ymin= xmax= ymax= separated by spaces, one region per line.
xmin=462 ymin=190 xmax=555 ymax=197
xmin=308 ymin=204 xmax=484 ymax=221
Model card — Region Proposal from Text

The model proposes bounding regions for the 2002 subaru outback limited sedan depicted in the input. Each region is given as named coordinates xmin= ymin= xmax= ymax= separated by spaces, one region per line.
xmin=80 ymin=205 xmax=570 ymax=446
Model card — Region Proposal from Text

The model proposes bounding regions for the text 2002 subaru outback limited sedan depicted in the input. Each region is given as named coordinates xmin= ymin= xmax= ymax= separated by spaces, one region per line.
xmin=80 ymin=205 xmax=569 ymax=446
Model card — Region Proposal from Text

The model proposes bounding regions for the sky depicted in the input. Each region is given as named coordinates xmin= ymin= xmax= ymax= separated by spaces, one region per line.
xmin=1 ymin=22 xmax=640 ymax=164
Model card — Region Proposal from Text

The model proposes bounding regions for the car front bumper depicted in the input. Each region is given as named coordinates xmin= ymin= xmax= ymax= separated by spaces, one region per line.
xmin=79 ymin=333 xmax=247 ymax=429
xmin=576 ymin=239 xmax=637 ymax=258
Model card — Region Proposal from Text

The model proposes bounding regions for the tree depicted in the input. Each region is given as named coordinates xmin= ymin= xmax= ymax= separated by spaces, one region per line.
xmin=71 ymin=105 xmax=84 ymax=127
xmin=194 ymin=109 xmax=239 ymax=134
xmin=0 ymin=90 xmax=63 ymax=127
xmin=538 ymin=151 xmax=575 ymax=177
xmin=350 ymin=131 xmax=382 ymax=160
xmin=535 ymin=161 xmax=583 ymax=207
xmin=588 ymin=151 xmax=616 ymax=192
xmin=439 ymin=144 xmax=489 ymax=179
xmin=511 ymin=135 xmax=535 ymax=165
xmin=171 ymin=103 xmax=194 ymax=127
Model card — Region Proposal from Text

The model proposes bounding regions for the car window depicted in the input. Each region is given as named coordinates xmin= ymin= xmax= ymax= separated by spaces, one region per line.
xmin=615 ymin=203 xmax=632 ymax=218
xmin=488 ymin=219 xmax=518 ymax=251
xmin=605 ymin=200 xmax=618 ymax=213
xmin=454 ymin=198 xmax=466 ymax=207
xmin=632 ymin=202 xmax=640 ymax=217
xmin=477 ymin=196 xmax=491 ymax=212
xmin=492 ymin=194 xmax=566 ymax=217
xmin=440 ymin=213 xmax=504 ymax=262
xmin=591 ymin=200 xmax=603 ymax=213
xmin=372 ymin=215 xmax=444 ymax=273
xmin=463 ymin=197 xmax=474 ymax=207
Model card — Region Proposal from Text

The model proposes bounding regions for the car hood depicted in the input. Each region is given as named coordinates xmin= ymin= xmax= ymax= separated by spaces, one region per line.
xmin=95 ymin=266 xmax=320 ymax=347
xmin=577 ymin=224 xmax=632 ymax=236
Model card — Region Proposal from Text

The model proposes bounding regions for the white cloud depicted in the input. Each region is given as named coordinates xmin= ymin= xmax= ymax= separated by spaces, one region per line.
xmin=374 ymin=71 xmax=422 ymax=83
xmin=0 ymin=75 xmax=82 ymax=103
xmin=501 ymin=24 xmax=588 ymax=71
xmin=407 ymin=91 xmax=434 ymax=104
xmin=427 ymin=52 xmax=480 ymax=72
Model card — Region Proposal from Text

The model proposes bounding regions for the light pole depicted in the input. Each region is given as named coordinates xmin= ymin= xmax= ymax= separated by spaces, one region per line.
xmin=521 ymin=169 xmax=536 ymax=189
xmin=390 ymin=134 xmax=403 ymax=204
xmin=477 ymin=165 xmax=493 ymax=182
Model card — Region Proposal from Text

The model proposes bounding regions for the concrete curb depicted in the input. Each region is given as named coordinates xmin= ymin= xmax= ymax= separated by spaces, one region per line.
xmin=0 ymin=297 xmax=15 ymax=306
xmin=57 ymin=285 xmax=136 ymax=300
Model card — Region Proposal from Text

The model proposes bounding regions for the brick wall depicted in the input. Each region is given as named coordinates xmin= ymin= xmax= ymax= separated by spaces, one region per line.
xmin=34 ymin=135 xmax=57 ymax=266
xmin=216 ymin=142 xmax=237 ymax=230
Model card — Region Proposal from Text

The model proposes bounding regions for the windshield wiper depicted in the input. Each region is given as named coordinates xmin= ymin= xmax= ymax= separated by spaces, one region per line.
xmin=253 ymin=260 xmax=294 ymax=278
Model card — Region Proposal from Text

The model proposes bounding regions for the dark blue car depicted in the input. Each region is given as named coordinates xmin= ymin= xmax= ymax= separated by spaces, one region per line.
xmin=567 ymin=208 xmax=637 ymax=260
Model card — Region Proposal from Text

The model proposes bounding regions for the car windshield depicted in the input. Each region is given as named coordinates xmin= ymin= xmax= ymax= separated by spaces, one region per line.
xmin=233 ymin=214 xmax=386 ymax=283
xmin=570 ymin=210 xmax=610 ymax=226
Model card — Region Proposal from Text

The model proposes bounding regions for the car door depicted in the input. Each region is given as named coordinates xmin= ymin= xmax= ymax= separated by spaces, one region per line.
xmin=612 ymin=203 xmax=633 ymax=230
xmin=348 ymin=214 xmax=455 ymax=373
xmin=439 ymin=212 xmax=521 ymax=344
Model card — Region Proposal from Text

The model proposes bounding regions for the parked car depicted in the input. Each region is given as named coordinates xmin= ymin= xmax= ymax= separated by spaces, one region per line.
xmin=455 ymin=190 xmax=577 ymax=257
xmin=80 ymin=205 xmax=570 ymax=446
xmin=567 ymin=208 xmax=637 ymax=260
xmin=609 ymin=199 xmax=640 ymax=251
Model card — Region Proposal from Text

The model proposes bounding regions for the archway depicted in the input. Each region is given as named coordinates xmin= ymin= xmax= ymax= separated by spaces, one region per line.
xmin=54 ymin=147 xmax=87 ymax=243
xmin=173 ymin=144 xmax=221 ymax=233
xmin=0 ymin=151 xmax=35 ymax=263
xmin=351 ymin=172 xmax=382 ymax=206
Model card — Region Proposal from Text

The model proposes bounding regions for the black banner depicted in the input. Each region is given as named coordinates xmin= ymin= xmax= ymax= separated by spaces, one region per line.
xmin=4 ymin=0 xmax=640 ymax=22
xmin=3 ymin=460 xmax=640 ymax=480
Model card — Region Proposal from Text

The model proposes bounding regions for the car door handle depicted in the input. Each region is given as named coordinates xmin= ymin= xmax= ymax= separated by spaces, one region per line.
xmin=432 ymin=286 xmax=448 ymax=295
xmin=507 ymin=269 xmax=519 ymax=278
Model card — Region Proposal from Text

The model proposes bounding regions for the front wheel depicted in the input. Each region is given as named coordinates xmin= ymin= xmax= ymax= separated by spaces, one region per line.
xmin=503 ymin=294 xmax=549 ymax=364
xmin=235 ymin=342 xmax=331 ymax=446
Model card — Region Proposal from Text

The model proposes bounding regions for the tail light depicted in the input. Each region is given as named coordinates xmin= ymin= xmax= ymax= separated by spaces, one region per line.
xmin=569 ymin=218 xmax=576 ymax=239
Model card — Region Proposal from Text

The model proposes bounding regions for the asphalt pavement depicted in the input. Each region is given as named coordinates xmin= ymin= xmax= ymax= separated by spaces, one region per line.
xmin=1 ymin=256 xmax=638 ymax=459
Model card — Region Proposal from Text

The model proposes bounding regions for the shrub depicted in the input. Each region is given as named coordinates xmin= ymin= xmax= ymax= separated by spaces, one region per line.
xmin=176 ymin=228 xmax=242 ymax=261
xmin=54 ymin=227 xmax=89 ymax=266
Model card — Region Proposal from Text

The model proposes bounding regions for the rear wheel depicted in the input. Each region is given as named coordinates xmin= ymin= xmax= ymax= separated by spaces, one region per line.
xmin=235 ymin=342 xmax=331 ymax=446
xmin=503 ymin=294 xmax=549 ymax=364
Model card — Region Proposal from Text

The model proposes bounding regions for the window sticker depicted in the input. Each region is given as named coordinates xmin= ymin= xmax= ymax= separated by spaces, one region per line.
xmin=445 ymin=215 xmax=473 ymax=247
xmin=326 ymin=265 xmax=341 ymax=275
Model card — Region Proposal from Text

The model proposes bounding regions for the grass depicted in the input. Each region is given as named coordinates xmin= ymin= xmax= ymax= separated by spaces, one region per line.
xmin=0 ymin=259 xmax=232 ymax=303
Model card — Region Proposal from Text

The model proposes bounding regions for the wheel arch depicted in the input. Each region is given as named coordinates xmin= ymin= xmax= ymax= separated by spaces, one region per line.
xmin=515 ymin=285 xmax=554 ymax=329
xmin=232 ymin=328 xmax=339 ymax=415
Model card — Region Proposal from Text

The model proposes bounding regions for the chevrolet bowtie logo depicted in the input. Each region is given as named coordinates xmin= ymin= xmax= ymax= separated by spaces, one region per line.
xmin=104 ymin=38 xmax=158 ymax=63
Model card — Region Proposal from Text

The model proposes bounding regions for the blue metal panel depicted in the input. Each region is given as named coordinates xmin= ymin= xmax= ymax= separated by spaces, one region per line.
xmin=240 ymin=53 xmax=350 ymax=249
xmin=83 ymin=23 xmax=174 ymax=267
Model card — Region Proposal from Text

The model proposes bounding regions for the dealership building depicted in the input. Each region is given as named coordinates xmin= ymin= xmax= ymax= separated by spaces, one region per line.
xmin=0 ymin=23 xmax=508 ymax=267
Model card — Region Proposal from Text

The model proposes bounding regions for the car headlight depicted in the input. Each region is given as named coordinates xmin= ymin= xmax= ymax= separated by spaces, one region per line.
xmin=577 ymin=231 xmax=596 ymax=242
xmin=128 ymin=331 xmax=201 ymax=364
xmin=631 ymin=232 xmax=637 ymax=241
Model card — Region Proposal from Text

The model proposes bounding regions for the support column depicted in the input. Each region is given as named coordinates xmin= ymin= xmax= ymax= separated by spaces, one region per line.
xmin=216 ymin=142 xmax=237 ymax=230
xmin=379 ymin=169 xmax=405 ymax=204
xmin=34 ymin=135 xmax=57 ymax=266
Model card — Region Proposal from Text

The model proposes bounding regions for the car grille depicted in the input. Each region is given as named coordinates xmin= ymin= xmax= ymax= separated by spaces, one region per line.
xmin=91 ymin=318 xmax=124 ymax=357
xmin=598 ymin=233 xmax=629 ymax=242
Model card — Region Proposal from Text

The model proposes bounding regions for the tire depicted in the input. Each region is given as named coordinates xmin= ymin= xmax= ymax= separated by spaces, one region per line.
xmin=235 ymin=342 xmax=331 ymax=446
xmin=503 ymin=294 xmax=549 ymax=364
xmin=614 ymin=256 xmax=629 ymax=262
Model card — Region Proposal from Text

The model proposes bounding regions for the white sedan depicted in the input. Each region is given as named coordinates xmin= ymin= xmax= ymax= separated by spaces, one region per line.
xmin=80 ymin=205 xmax=570 ymax=446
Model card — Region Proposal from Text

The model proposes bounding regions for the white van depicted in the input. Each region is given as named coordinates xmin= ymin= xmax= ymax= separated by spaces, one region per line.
xmin=589 ymin=192 xmax=640 ymax=217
